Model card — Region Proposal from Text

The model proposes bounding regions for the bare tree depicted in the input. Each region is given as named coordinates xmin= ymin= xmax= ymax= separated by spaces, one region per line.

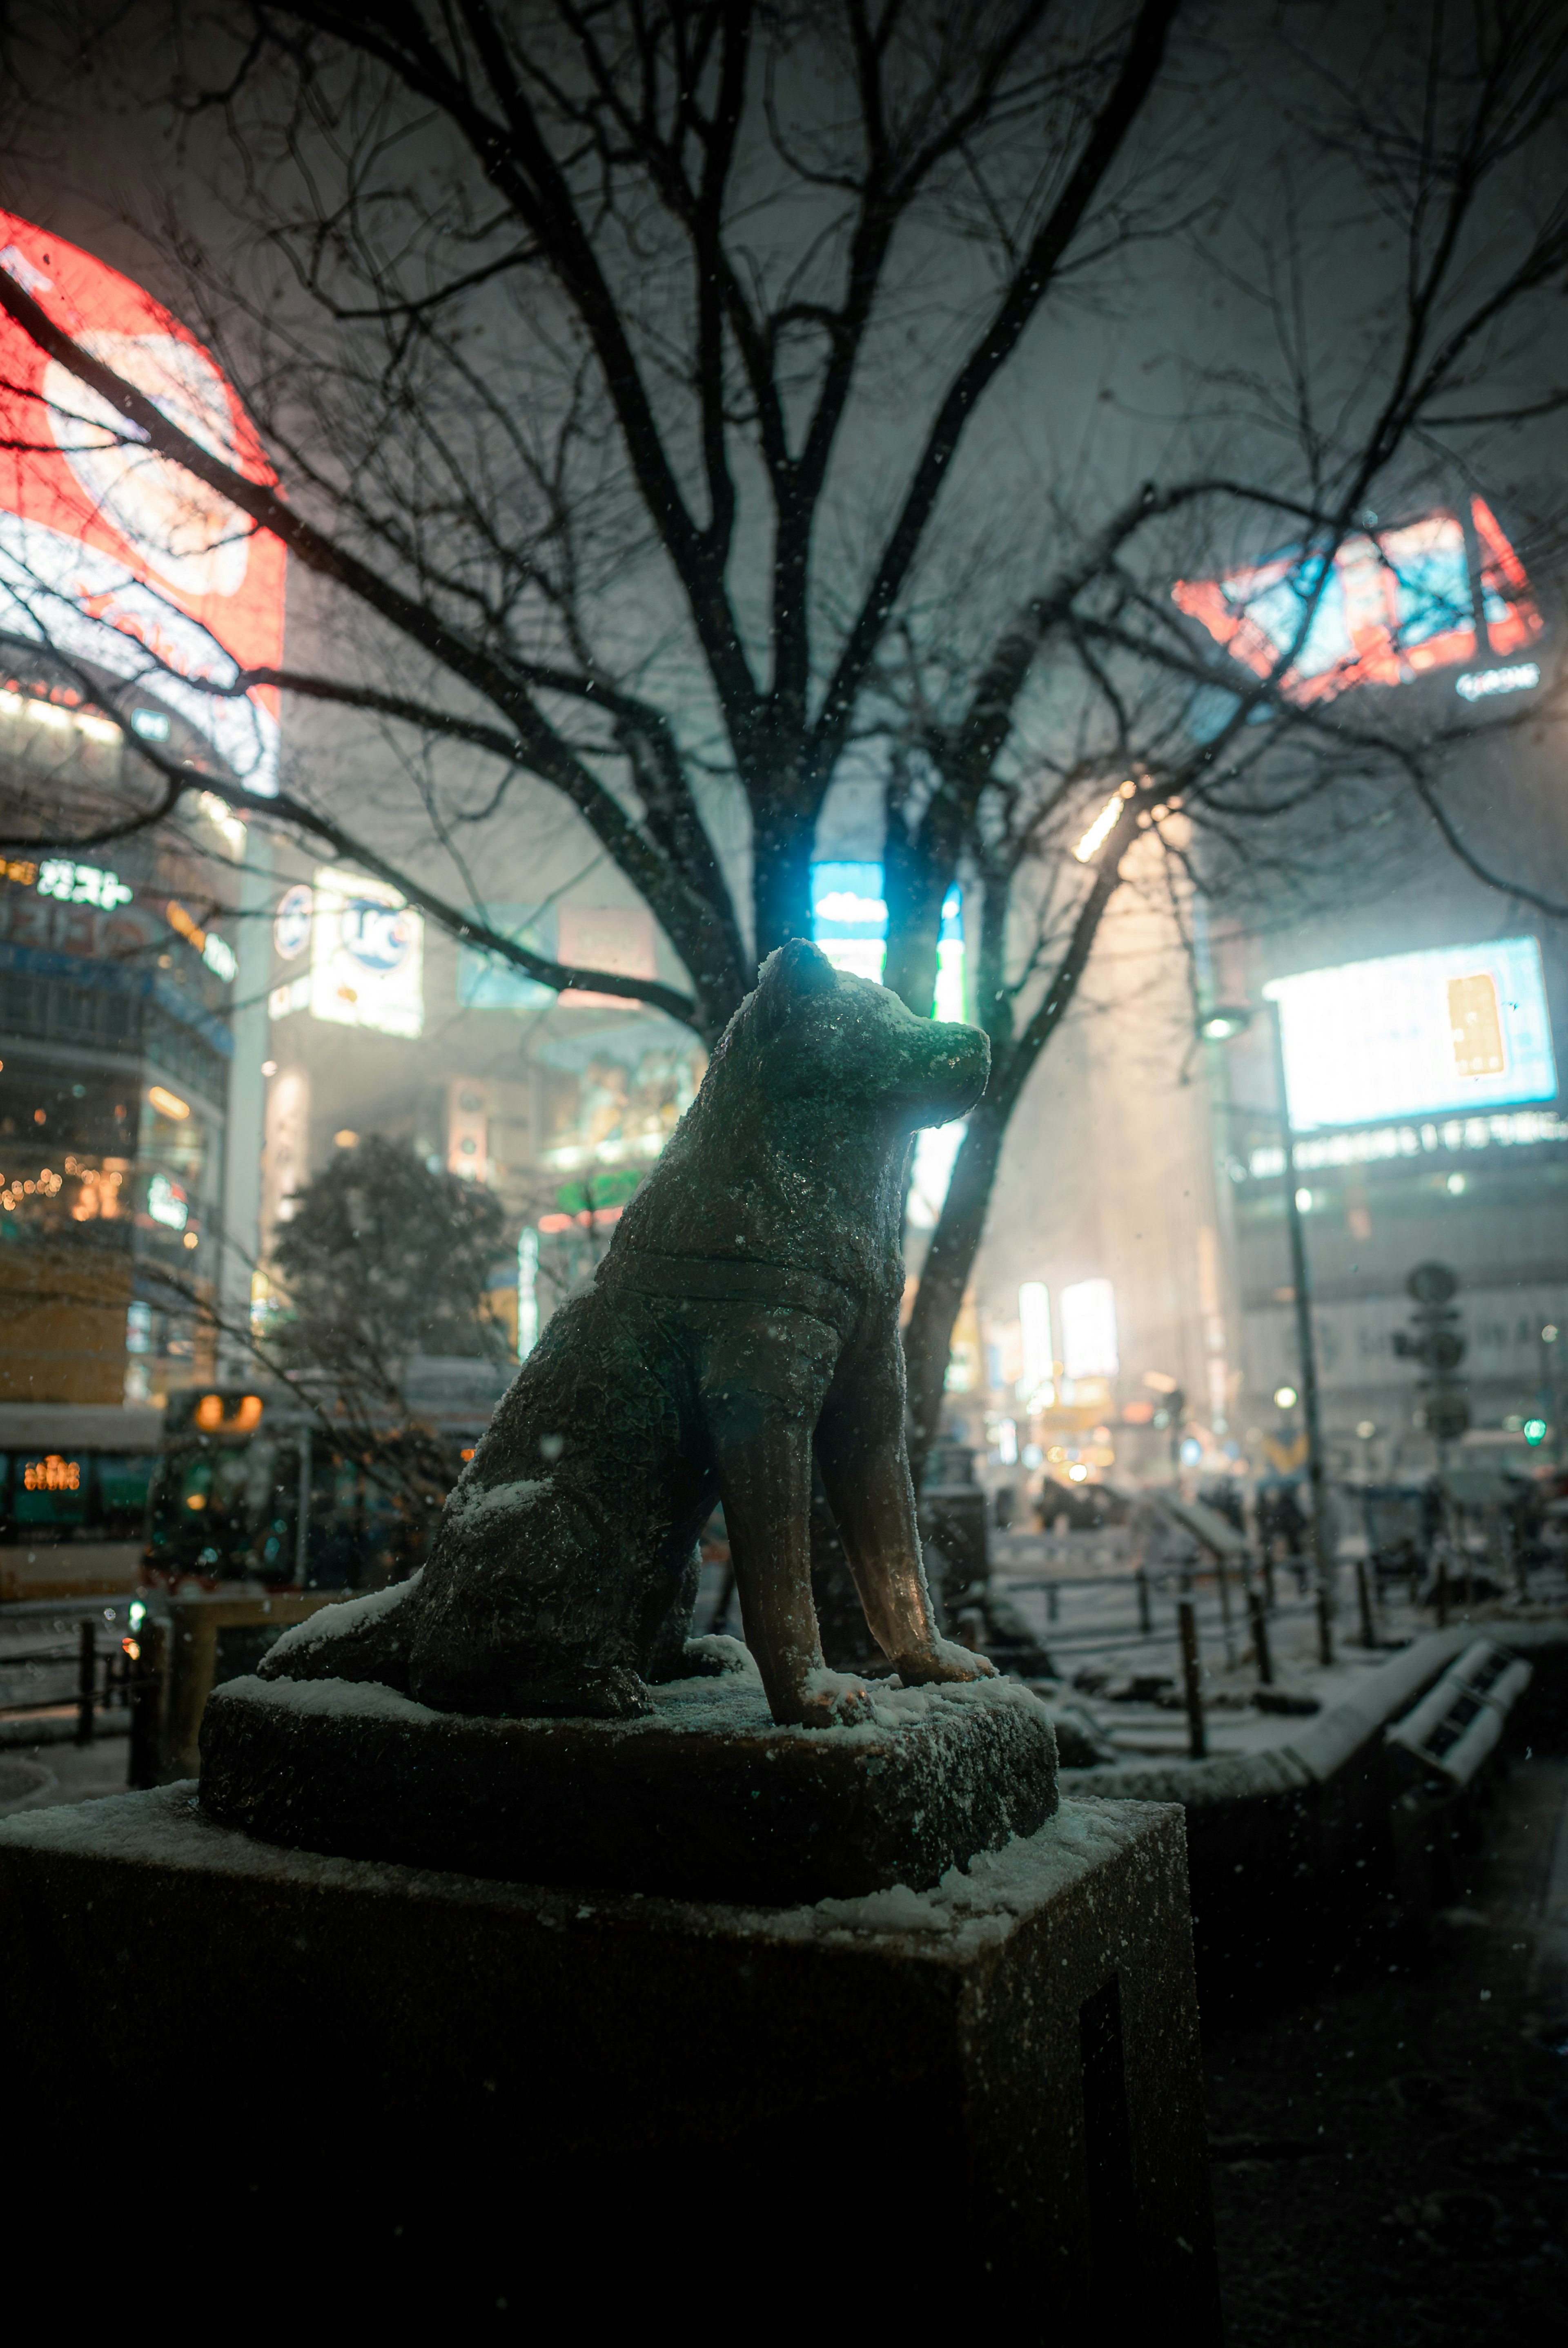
xmin=0 ymin=0 xmax=1565 ymax=1475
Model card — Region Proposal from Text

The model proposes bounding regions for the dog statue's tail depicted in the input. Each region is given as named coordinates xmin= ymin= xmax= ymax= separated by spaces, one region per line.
xmin=256 ymin=1570 xmax=421 ymax=1693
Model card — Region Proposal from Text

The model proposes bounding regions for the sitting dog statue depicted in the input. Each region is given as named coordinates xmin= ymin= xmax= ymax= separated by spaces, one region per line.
xmin=261 ymin=938 xmax=995 ymax=1728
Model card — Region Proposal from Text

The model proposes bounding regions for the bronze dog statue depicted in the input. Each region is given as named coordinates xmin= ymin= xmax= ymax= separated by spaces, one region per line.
xmin=262 ymin=939 xmax=994 ymax=1728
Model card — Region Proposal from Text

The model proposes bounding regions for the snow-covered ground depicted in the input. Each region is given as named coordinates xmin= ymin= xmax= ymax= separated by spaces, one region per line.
xmin=989 ymin=1528 xmax=1568 ymax=1761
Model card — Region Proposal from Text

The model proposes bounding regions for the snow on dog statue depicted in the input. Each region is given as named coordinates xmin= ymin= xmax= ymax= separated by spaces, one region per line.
xmin=260 ymin=939 xmax=993 ymax=1728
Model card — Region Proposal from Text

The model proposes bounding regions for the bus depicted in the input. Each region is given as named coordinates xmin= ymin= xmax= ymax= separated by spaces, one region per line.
xmin=127 ymin=1371 xmax=507 ymax=1783
xmin=142 ymin=1376 xmax=502 ymax=1594
xmin=0 ymin=1403 xmax=164 ymax=1600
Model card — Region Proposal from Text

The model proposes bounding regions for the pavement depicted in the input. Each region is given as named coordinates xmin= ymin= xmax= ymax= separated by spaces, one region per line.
xmin=0 ymin=1724 xmax=132 ymax=1816
xmin=1205 ymin=1748 xmax=1568 ymax=2345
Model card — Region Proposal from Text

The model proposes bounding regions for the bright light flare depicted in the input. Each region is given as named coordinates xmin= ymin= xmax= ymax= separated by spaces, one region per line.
xmin=1074 ymin=781 xmax=1135 ymax=863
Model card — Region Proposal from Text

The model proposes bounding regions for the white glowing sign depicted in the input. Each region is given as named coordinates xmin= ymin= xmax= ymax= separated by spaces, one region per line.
xmin=810 ymin=861 xmax=965 ymax=1018
xmin=1265 ymin=937 xmax=1556 ymax=1132
xmin=309 ymin=866 xmax=423 ymax=1039
xmin=906 ymin=1119 xmax=964 ymax=1231
xmin=1455 ymin=663 xmax=1539 ymax=701
xmin=1060 ymin=1279 xmax=1119 ymax=1379
xmin=147 ymin=1172 xmax=187 ymax=1230
xmin=36 ymin=857 xmax=132 ymax=908
xmin=517 ymin=1227 xmax=539 ymax=1359
xmin=1018 ymin=1282 xmax=1054 ymax=1393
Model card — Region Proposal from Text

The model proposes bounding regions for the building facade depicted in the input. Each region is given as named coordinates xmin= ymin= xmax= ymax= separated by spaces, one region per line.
xmin=0 ymin=643 xmax=254 ymax=1403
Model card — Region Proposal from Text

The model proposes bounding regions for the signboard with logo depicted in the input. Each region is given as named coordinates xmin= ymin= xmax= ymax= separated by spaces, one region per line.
xmin=272 ymin=884 xmax=313 ymax=960
xmin=557 ymin=904 xmax=658 ymax=1010
xmin=1173 ymin=498 xmax=1540 ymax=709
xmin=0 ymin=213 xmax=286 ymax=789
xmin=309 ymin=867 xmax=423 ymax=1038
xmin=1265 ymin=937 xmax=1557 ymax=1131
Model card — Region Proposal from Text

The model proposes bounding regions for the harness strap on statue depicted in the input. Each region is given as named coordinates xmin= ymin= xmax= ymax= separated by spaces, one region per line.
xmin=602 ymin=1246 xmax=858 ymax=1336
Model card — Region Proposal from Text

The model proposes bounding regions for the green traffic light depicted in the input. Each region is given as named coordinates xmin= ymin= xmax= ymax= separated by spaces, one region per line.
xmin=1522 ymin=1417 xmax=1548 ymax=1445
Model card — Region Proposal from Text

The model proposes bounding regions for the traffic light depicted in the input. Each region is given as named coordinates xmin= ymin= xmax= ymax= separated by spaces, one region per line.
xmin=1392 ymin=1324 xmax=1466 ymax=1373
xmin=1394 ymin=1261 xmax=1469 ymax=1446
xmin=1523 ymin=1417 xmax=1548 ymax=1446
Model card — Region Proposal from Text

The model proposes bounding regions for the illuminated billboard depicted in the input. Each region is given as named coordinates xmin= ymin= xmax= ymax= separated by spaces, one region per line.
xmin=0 ymin=215 xmax=286 ymax=788
xmin=1266 ymin=938 xmax=1556 ymax=1133
xmin=1060 ymin=1279 xmax=1118 ymax=1380
xmin=1174 ymin=499 xmax=1540 ymax=707
xmin=458 ymin=905 xmax=557 ymax=1010
xmin=309 ymin=869 xmax=423 ymax=1039
xmin=810 ymin=862 xmax=965 ymax=1019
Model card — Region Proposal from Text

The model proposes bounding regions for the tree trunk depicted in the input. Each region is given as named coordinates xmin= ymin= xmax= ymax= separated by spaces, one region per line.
xmin=882 ymin=825 xmax=953 ymax=1018
xmin=902 ymin=847 xmax=1127 ymax=1487
xmin=748 ymin=794 xmax=817 ymax=966
xmin=903 ymin=1097 xmax=1010 ymax=1468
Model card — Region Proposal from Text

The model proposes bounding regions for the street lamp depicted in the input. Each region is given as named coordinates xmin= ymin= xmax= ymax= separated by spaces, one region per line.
xmin=1200 ymin=997 xmax=1335 ymax=1662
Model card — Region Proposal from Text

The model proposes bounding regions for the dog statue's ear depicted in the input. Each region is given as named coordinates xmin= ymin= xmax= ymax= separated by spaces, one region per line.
xmin=753 ymin=936 xmax=837 ymax=1037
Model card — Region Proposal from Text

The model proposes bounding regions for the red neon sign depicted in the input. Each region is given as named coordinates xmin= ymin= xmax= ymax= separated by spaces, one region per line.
xmin=0 ymin=214 xmax=285 ymax=787
xmin=1173 ymin=499 xmax=1540 ymax=705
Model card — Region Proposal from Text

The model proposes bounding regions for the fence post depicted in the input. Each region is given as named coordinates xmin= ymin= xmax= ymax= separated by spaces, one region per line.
xmin=1355 ymin=1556 xmax=1376 ymax=1649
xmin=1178 ymin=1597 xmax=1206 ymax=1761
xmin=1247 ymin=1583 xmax=1274 ymax=1686
xmin=1136 ymin=1568 xmax=1152 ymax=1638
xmin=75 ymin=1619 xmax=96 ymax=1747
xmin=1316 ymin=1563 xmax=1334 ymax=1668
xmin=1216 ymin=1552 xmax=1237 ymax=1668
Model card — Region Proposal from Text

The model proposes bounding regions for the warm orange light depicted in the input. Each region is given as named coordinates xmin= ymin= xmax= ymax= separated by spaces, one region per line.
xmin=165 ymin=899 xmax=207 ymax=954
xmin=232 ymin=1394 xmax=264 ymax=1432
xmin=194 ymin=1393 xmax=224 ymax=1430
xmin=148 ymin=1085 xmax=189 ymax=1120
xmin=185 ymin=1492 xmax=207 ymax=1510
xmin=23 ymin=1454 xmax=80 ymax=1492
xmin=122 ymin=1637 xmax=141 ymax=1661
xmin=460 ymin=1447 xmax=476 ymax=1463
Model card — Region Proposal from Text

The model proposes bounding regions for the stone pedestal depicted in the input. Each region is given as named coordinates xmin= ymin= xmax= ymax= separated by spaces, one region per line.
xmin=0 ymin=1785 xmax=1217 ymax=2329
xmin=199 ymin=1664 xmax=1058 ymax=1903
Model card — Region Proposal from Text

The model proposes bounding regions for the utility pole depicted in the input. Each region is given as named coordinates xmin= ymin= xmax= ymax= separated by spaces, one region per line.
xmin=1266 ymin=999 xmax=1334 ymax=1665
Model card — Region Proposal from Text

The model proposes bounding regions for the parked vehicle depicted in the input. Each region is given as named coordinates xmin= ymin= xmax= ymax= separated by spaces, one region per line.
xmin=129 ymin=1373 xmax=504 ymax=1785
xmin=0 ymin=1403 xmax=163 ymax=1546
xmin=142 ymin=1377 xmax=496 ymax=1594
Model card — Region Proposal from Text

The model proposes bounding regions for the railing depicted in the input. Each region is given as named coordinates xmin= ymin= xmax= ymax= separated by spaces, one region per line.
xmin=990 ymin=1548 xmax=1370 ymax=1761
xmin=0 ymin=1616 xmax=134 ymax=1744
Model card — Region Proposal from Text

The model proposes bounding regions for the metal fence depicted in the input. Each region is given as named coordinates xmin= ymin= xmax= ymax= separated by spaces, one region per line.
xmin=0 ymin=1611 xmax=134 ymax=1744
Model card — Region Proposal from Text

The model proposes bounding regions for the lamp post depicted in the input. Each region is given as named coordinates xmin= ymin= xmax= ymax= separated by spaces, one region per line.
xmin=1200 ymin=999 xmax=1334 ymax=1663
xmin=1539 ymin=1320 xmax=1564 ymax=1469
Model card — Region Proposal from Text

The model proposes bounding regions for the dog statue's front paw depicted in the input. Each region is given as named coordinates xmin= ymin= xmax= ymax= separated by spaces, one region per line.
xmin=794 ymin=1665 xmax=876 ymax=1728
xmin=892 ymin=1637 xmax=998 ymax=1688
